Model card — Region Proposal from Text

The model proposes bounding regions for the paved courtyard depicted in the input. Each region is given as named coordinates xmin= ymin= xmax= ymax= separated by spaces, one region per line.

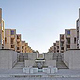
xmin=0 ymin=69 xmax=80 ymax=80
xmin=0 ymin=77 xmax=80 ymax=80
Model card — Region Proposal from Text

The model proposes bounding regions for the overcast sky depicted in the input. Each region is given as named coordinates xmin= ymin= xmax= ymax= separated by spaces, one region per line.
xmin=0 ymin=0 xmax=80 ymax=53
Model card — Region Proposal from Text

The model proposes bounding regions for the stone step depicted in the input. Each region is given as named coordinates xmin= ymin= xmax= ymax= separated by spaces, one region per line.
xmin=13 ymin=62 xmax=24 ymax=69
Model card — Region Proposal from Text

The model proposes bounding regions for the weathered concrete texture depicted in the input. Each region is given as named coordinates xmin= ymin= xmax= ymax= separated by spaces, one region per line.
xmin=24 ymin=53 xmax=37 ymax=67
xmin=0 ymin=49 xmax=17 ymax=69
xmin=25 ymin=60 xmax=35 ymax=67
xmin=44 ymin=53 xmax=56 ymax=67
xmin=0 ymin=8 xmax=2 ymax=49
xmin=45 ymin=60 xmax=56 ymax=67
xmin=44 ymin=53 xmax=53 ymax=60
xmin=28 ymin=53 xmax=37 ymax=60
xmin=64 ymin=49 xmax=80 ymax=69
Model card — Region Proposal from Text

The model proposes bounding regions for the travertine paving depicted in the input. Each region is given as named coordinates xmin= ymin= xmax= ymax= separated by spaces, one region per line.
xmin=0 ymin=69 xmax=80 ymax=75
xmin=0 ymin=69 xmax=80 ymax=80
xmin=0 ymin=77 xmax=80 ymax=80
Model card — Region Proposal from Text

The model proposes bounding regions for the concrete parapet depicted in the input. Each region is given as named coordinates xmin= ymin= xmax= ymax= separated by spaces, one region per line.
xmin=25 ymin=60 xmax=35 ymax=67
xmin=64 ymin=49 xmax=80 ymax=69
xmin=44 ymin=60 xmax=56 ymax=67
xmin=0 ymin=49 xmax=17 ymax=69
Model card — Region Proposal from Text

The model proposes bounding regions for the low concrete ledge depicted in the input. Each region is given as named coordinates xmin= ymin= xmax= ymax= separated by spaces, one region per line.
xmin=0 ymin=74 xmax=80 ymax=78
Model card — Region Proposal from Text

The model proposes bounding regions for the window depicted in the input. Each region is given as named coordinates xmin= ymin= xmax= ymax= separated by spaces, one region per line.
xmin=22 ymin=46 xmax=24 ymax=49
xmin=57 ymin=46 xmax=59 ymax=49
xmin=11 ymin=30 xmax=14 ymax=35
xmin=11 ymin=45 xmax=14 ymax=48
xmin=54 ymin=43 xmax=56 ymax=46
xmin=5 ymin=37 xmax=7 ymax=44
xmin=11 ymin=38 xmax=14 ymax=44
xmin=57 ymin=50 xmax=59 ymax=52
xmin=61 ymin=47 xmax=64 ymax=50
xmin=67 ymin=38 xmax=70 ymax=44
xmin=17 ymin=42 xmax=20 ymax=46
xmin=74 ymin=37 xmax=76 ymax=44
xmin=17 ymin=35 xmax=20 ymax=39
xmin=17 ymin=47 xmax=19 ymax=50
xmin=67 ymin=30 xmax=70 ymax=35
xmin=60 ymin=35 xmax=64 ymax=39
xmin=67 ymin=45 xmax=70 ymax=48
xmin=0 ymin=34 xmax=1 ymax=44
xmin=61 ymin=42 xmax=64 ymax=46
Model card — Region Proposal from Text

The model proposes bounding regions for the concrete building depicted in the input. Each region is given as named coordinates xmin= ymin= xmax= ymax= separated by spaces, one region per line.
xmin=25 ymin=43 xmax=28 ymax=53
xmin=60 ymin=34 xmax=66 ymax=53
xmin=48 ymin=46 xmax=54 ymax=53
xmin=76 ymin=9 xmax=80 ymax=49
xmin=21 ymin=41 xmax=33 ymax=53
xmin=4 ymin=29 xmax=17 ymax=51
xmin=21 ymin=41 xmax=25 ymax=53
xmin=0 ymin=8 xmax=2 ymax=49
xmin=65 ymin=29 xmax=77 ymax=51
xmin=56 ymin=41 xmax=60 ymax=53
xmin=16 ymin=34 xmax=22 ymax=53
xmin=2 ymin=20 xmax=5 ymax=49
xmin=53 ymin=43 xmax=56 ymax=53
xmin=76 ymin=19 xmax=79 ymax=48
xmin=27 ymin=46 xmax=33 ymax=53
xmin=24 ymin=53 xmax=56 ymax=70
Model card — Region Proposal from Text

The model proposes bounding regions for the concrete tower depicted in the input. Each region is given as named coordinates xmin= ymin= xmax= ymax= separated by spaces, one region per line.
xmin=76 ymin=9 xmax=80 ymax=49
xmin=0 ymin=8 xmax=2 ymax=49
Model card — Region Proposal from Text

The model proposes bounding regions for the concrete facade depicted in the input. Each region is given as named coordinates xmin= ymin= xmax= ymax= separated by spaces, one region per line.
xmin=25 ymin=60 xmax=35 ymax=67
xmin=26 ymin=46 xmax=33 ymax=53
xmin=56 ymin=41 xmax=60 ymax=53
xmin=24 ymin=53 xmax=37 ymax=67
xmin=65 ymin=29 xmax=77 ymax=51
xmin=0 ymin=49 xmax=17 ymax=69
xmin=2 ymin=20 xmax=5 ymax=49
xmin=21 ymin=41 xmax=26 ymax=53
xmin=45 ymin=60 xmax=56 ymax=67
xmin=48 ymin=46 xmax=54 ymax=53
xmin=24 ymin=53 xmax=56 ymax=68
xmin=76 ymin=9 xmax=80 ymax=49
xmin=44 ymin=53 xmax=56 ymax=67
xmin=4 ymin=29 xmax=17 ymax=51
xmin=60 ymin=34 xmax=66 ymax=53
xmin=0 ymin=8 xmax=2 ymax=49
xmin=64 ymin=49 xmax=80 ymax=69
xmin=28 ymin=53 xmax=37 ymax=60
xmin=44 ymin=53 xmax=53 ymax=60
xmin=16 ymin=34 xmax=21 ymax=53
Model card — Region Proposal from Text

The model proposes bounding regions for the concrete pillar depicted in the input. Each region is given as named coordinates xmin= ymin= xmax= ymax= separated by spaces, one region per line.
xmin=0 ymin=8 xmax=2 ymax=49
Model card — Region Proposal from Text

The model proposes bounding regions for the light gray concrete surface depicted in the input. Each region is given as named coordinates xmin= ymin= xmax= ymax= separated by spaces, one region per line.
xmin=28 ymin=53 xmax=37 ymax=60
xmin=25 ymin=60 xmax=35 ymax=67
xmin=0 ymin=69 xmax=80 ymax=75
xmin=0 ymin=77 xmax=80 ymax=80
xmin=0 ymin=50 xmax=17 ymax=69
xmin=44 ymin=53 xmax=53 ymax=60
xmin=64 ymin=50 xmax=80 ymax=69
xmin=0 ymin=69 xmax=80 ymax=80
xmin=44 ymin=60 xmax=56 ymax=67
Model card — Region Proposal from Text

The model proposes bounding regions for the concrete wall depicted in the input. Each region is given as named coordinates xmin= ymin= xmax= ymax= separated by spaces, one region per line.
xmin=64 ymin=49 xmax=80 ymax=69
xmin=5 ymin=29 xmax=17 ymax=51
xmin=44 ymin=53 xmax=56 ymax=67
xmin=44 ymin=53 xmax=53 ymax=60
xmin=0 ymin=8 xmax=2 ymax=49
xmin=28 ymin=53 xmax=37 ymax=60
xmin=0 ymin=49 xmax=17 ymax=69
xmin=44 ymin=60 xmax=56 ymax=67
xmin=25 ymin=60 xmax=35 ymax=67
xmin=70 ymin=29 xmax=77 ymax=49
